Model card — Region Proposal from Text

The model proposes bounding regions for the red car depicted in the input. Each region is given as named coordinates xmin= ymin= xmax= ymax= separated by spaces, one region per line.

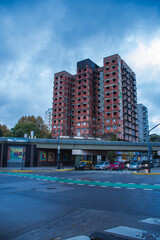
xmin=109 ymin=162 xmax=124 ymax=170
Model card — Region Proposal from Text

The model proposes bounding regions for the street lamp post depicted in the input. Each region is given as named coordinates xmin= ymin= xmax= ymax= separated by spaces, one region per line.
xmin=147 ymin=123 xmax=160 ymax=173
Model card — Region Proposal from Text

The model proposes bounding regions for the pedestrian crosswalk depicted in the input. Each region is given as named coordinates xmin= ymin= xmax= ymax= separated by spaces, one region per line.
xmin=64 ymin=217 xmax=160 ymax=240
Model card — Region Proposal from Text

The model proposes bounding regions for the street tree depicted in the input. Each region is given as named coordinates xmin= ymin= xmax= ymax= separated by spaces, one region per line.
xmin=11 ymin=115 xmax=50 ymax=138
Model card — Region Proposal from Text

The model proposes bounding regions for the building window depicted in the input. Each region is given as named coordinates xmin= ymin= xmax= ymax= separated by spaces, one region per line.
xmin=113 ymin=91 xmax=116 ymax=95
xmin=106 ymin=86 xmax=110 ymax=90
xmin=106 ymin=74 xmax=109 ymax=77
xmin=106 ymin=67 xmax=109 ymax=71
xmin=83 ymin=116 xmax=86 ymax=119
xmin=113 ymin=105 xmax=117 ymax=108
xmin=106 ymin=99 xmax=110 ymax=103
xmin=78 ymin=111 xmax=81 ymax=113
xmin=112 ymin=60 xmax=115 ymax=63
xmin=107 ymin=113 xmax=110 ymax=116
xmin=112 ymin=72 xmax=116 ymax=76
xmin=113 ymin=126 xmax=117 ymax=130
xmin=113 ymin=119 xmax=116 ymax=123
xmin=106 ymin=61 xmax=109 ymax=65
xmin=113 ymin=78 xmax=116 ymax=82
xmin=106 ymin=106 xmax=110 ymax=109
xmin=113 ymin=98 xmax=117 ymax=102
xmin=107 ymin=119 xmax=110 ymax=123
xmin=83 ymin=122 xmax=86 ymax=126
xmin=113 ymin=112 xmax=117 ymax=115
xmin=77 ymin=123 xmax=80 ymax=126
xmin=78 ymin=117 xmax=80 ymax=120
xmin=107 ymin=126 xmax=110 ymax=130
xmin=83 ymin=110 xmax=86 ymax=113
xmin=106 ymin=80 xmax=110 ymax=83
xmin=106 ymin=93 xmax=110 ymax=96
xmin=113 ymin=85 xmax=116 ymax=88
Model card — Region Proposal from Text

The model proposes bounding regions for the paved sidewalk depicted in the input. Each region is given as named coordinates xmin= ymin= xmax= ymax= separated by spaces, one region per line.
xmin=132 ymin=167 xmax=160 ymax=175
xmin=0 ymin=166 xmax=75 ymax=172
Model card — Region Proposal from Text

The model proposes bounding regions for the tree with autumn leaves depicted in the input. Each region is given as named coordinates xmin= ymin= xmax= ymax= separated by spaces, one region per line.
xmin=0 ymin=115 xmax=51 ymax=138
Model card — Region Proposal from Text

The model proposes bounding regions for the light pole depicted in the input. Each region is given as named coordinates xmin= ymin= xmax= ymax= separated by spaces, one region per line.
xmin=147 ymin=123 xmax=160 ymax=173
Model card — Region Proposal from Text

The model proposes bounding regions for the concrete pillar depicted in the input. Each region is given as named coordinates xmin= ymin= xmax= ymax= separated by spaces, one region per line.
xmin=0 ymin=143 xmax=4 ymax=167
xmin=30 ymin=144 xmax=34 ymax=167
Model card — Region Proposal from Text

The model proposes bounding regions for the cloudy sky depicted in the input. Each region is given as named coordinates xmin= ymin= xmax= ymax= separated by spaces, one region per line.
xmin=0 ymin=0 xmax=160 ymax=134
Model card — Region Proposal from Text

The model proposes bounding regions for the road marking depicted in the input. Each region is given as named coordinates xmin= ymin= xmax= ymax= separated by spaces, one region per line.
xmin=88 ymin=185 xmax=95 ymax=187
xmin=105 ymin=226 xmax=160 ymax=239
xmin=1 ymin=172 xmax=160 ymax=190
xmin=141 ymin=183 xmax=148 ymax=185
xmin=128 ymin=183 xmax=135 ymax=184
xmin=154 ymin=184 xmax=160 ymax=186
xmin=127 ymin=188 xmax=135 ymax=189
xmin=101 ymin=186 xmax=108 ymax=188
xmin=116 ymin=182 xmax=122 ymax=183
xmin=64 ymin=236 xmax=90 ymax=240
xmin=140 ymin=218 xmax=160 ymax=225
xmin=77 ymin=184 xmax=84 ymax=186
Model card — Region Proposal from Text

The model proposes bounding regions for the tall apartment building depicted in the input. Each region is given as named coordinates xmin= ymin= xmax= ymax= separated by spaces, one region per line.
xmin=138 ymin=104 xmax=149 ymax=142
xmin=45 ymin=108 xmax=53 ymax=132
xmin=52 ymin=54 xmax=139 ymax=142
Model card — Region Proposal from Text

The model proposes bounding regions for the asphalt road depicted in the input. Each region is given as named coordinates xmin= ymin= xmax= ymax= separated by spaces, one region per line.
xmin=0 ymin=170 xmax=160 ymax=240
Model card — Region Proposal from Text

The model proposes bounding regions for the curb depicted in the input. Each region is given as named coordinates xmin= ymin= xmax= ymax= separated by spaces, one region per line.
xmin=132 ymin=172 xmax=160 ymax=175
xmin=56 ymin=168 xmax=74 ymax=172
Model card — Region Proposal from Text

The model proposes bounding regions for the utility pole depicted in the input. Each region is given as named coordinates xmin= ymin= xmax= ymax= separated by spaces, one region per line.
xmin=147 ymin=123 xmax=160 ymax=173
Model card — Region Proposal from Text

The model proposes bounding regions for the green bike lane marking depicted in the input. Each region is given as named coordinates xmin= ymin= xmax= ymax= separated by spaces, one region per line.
xmin=1 ymin=172 xmax=160 ymax=190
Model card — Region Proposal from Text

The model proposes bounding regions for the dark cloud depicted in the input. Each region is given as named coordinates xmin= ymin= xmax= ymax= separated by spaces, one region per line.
xmin=0 ymin=0 xmax=160 ymax=132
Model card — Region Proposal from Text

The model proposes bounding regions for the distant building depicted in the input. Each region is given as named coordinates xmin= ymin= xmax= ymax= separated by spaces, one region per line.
xmin=52 ymin=54 xmax=139 ymax=142
xmin=138 ymin=104 xmax=149 ymax=142
xmin=45 ymin=108 xmax=53 ymax=132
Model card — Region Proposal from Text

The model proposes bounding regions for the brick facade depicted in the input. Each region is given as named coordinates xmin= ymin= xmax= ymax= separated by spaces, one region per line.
xmin=52 ymin=54 xmax=139 ymax=142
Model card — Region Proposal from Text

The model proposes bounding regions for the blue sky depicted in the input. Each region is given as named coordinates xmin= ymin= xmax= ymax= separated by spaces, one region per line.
xmin=0 ymin=0 xmax=160 ymax=134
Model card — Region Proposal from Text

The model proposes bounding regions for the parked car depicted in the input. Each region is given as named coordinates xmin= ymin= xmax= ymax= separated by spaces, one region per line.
xmin=109 ymin=162 xmax=124 ymax=170
xmin=128 ymin=162 xmax=142 ymax=170
xmin=140 ymin=160 xmax=154 ymax=169
xmin=75 ymin=161 xmax=93 ymax=170
xmin=95 ymin=161 xmax=110 ymax=170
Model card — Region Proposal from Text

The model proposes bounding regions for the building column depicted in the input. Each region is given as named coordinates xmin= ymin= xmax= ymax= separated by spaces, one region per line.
xmin=30 ymin=144 xmax=34 ymax=167
xmin=0 ymin=143 xmax=4 ymax=167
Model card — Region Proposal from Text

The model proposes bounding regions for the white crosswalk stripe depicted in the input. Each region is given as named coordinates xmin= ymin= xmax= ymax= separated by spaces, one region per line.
xmin=140 ymin=217 xmax=160 ymax=225
xmin=105 ymin=226 xmax=160 ymax=239
xmin=64 ymin=236 xmax=90 ymax=240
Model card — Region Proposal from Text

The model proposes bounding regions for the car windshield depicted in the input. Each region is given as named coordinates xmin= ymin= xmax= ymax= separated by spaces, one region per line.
xmin=112 ymin=162 xmax=119 ymax=165
xmin=80 ymin=162 xmax=86 ymax=165
xmin=98 ymin=162 xmax=105 ymax=165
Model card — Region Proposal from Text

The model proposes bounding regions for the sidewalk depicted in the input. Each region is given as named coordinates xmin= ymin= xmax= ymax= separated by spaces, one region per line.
xmin=0 ymin=166 xmax=75 ymax=173
xmin=132 ymin=167 xmax=160 ymax=175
